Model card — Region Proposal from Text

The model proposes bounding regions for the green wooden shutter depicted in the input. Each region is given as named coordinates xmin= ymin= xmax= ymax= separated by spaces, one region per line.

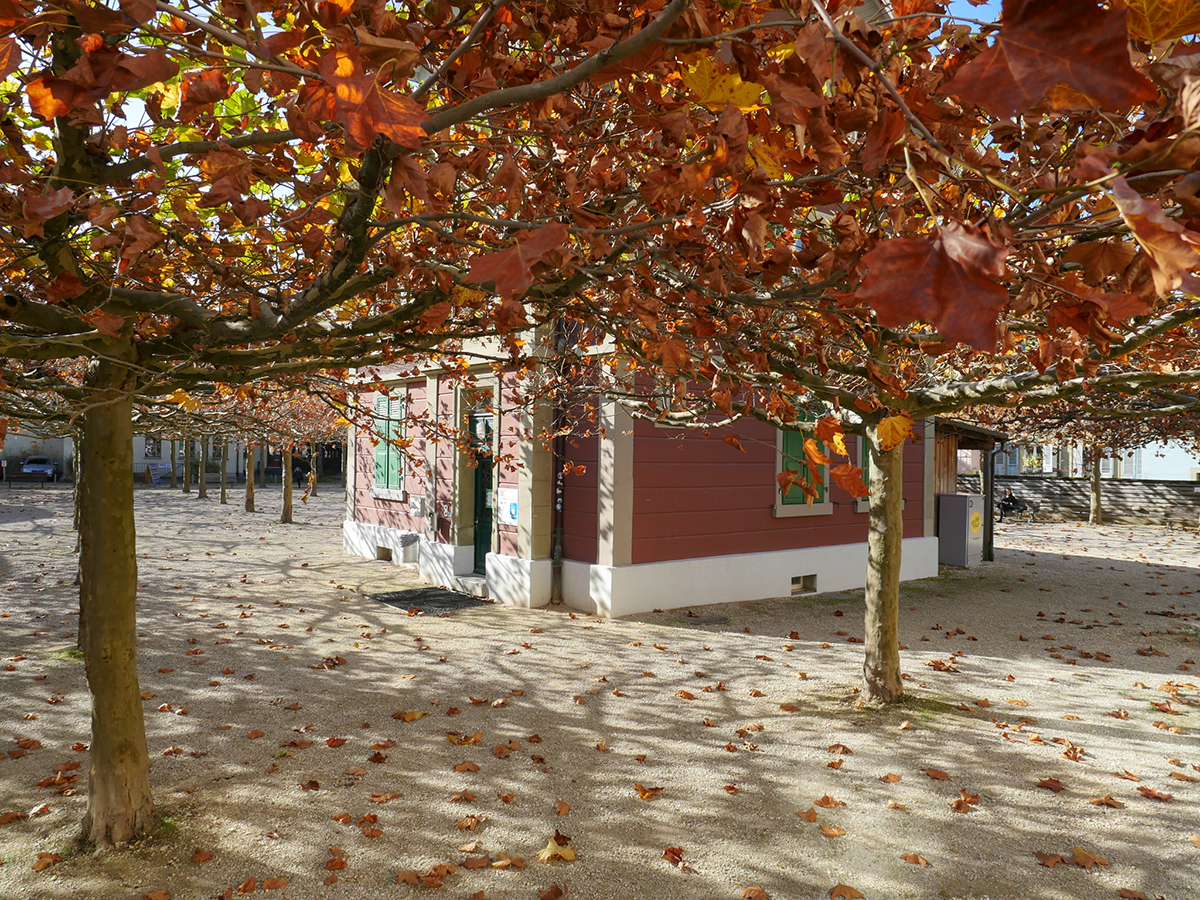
xmin=387 ymin=398 xmax=404 ymax=489
xmin=781 ymin=428 xmax=826 ymax=504
xmin=374 ymin=397 xmax=389 ymax=487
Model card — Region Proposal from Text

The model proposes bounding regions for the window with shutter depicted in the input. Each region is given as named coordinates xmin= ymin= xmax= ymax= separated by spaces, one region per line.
xmin=773 ymin=421 xmax=832 ymax=517
xmin=372 ymin=394 xmax=405 ymax=496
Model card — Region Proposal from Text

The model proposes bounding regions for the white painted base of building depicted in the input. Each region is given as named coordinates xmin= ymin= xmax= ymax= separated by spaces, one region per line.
xmin=342 ymin=520 xmax=422 ymax=564
xmin=562 ymin=536 xmax=940 ymax=618
xmin=342 ymin=520 xmax=550 ymax=609
xmin=486 ymin=553 xmax=551 ymax=609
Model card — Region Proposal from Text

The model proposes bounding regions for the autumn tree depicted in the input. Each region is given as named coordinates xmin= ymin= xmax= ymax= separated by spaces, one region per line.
xmin=0 ymin=0 xmax=709 ymax=845
xmin=494 ymin=0 xmax=1200 ymax=703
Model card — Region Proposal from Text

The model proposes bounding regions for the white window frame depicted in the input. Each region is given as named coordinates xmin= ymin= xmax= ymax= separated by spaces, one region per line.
xmin=370 ymin=393 xmax=406 ymax=502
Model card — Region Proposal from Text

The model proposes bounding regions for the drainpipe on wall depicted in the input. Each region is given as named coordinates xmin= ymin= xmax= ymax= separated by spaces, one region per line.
xmin=549 ymin=320 xmax=567 ymax=605
xmin=982 ymin=447 xmax=995 ymax=562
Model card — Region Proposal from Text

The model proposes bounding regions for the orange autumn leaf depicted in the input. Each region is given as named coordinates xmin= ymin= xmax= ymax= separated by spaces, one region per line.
xmin=814 ymin=794 xmax=845 ymax=809
xmin=797 ymin=807 xmax=819 ymax=822
xmin=143 ymin=891 xmax=171 ymax=900
xmin=191 ymin=849 xmax=214 ymax=863
xmin=741 ymin=888 xmax=769 ymax=900
xmin=1090 ymin=794 xmax=1124 ymax=808
xmin=1034 ymin=851 xmax=1065 ymax=868
xmin=949 ymin=789 xmax=980 ymax=813
xmin=900 ymin=852 xmax=929 ymax=867
xmin=634 ymin=783 xmax=664 ymax=799
xmin=880 ymin=773 xmax=902 ymax=784
xmin=876 ymin=415 xmax=913 ymax=451
xmin=819 ymin=824 xmax=845 ymax=838
xmin=1070 ymin=847 xmax=1109 ymax=869
xmin=830 ymin=463 xmax=869 ymax=498
xmin=829 ymin=885 xmax=865 ymax=900
xmin=921 ymin=768 xmax=950 ymax=781
xmin=261 ymin=879 xmax=286 ymax=890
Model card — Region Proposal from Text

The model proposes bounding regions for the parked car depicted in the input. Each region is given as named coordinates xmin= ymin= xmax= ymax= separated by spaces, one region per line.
xmin=20 ymin=456 xmax=58 ymax=481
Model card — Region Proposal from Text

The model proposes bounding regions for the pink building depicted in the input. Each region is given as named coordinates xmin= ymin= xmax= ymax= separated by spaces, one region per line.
xmin=342 ymin=372 xmax=940 ymax=617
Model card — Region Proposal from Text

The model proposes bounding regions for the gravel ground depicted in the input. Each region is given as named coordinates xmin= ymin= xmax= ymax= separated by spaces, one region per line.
xmin=0 ymin=487 xmax=1197 ymax=900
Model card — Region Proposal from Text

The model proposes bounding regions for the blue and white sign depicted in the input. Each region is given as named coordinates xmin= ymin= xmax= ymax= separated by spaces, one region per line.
xmin=497 ymin=487 xmax=519 ymax=526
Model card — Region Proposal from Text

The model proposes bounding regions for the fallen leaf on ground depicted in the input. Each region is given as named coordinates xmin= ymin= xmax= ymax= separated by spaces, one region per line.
xmin=949 ymin=789 xmax=980 ymax=813
xmin=797 ymin=807 xmax=818 ymax=822
xmin=1037 ymin=778 xmax=1065 ymax=793
xmin=1137 ymin=786 xmax=1173 ymax=801
xmin=539 ymin=885 xmax=565 ymax=900
xmin=1070 ymin=847 xmax=1109 ymax=868
xmin=397 ymin=871 xmax=419 ymax=885
xmin=463 ymin=855 xmax=491 ymax=869
xmin=634 ymin=784 xmax=663 ymax=799
xmin=537 ymin=833 xmax=576 ymax=862
xmin=1117 ymin=890 xmax=1150 ymax=900
xmin=261 ymin=879 xmax=286 ymax=890
xmin=921 ymin=768 xmax=950 ymax=781
xmin=900 ymin=852 xmax=928 ymax=866
xmin=829 ymin=886 xmax=865 ymax=900
xmin=886 ymin=799 xmax=906 ymax=809
xmin=555 ymin=800 xmax=570 ymax=816
xmin=1034 ymin=851 xmax=1064 ymax=867
xmin=1091 ymin=794 xmax=1124 ymax=808
xmin=880 ymin=773 xmax=901 ymax=783
xmin=191 ymin=849 xmax=214 ymax=863
xmin=814 ymin=794 xmax=845 ymax=808
xmin=143 ymin=891 xmax=171 ymax=900
xmin=819 ymin=824 xmax=845 ymax=838
xmin=454 ymin=761 xmax=480 ymax=773
xmin=741 ymin=888 xmax=769 ymax=900
xmin=663 ymin=847 xmax=685 ymax=867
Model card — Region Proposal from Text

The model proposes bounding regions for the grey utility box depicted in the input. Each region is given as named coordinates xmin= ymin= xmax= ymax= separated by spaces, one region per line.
xmin=938 ymin=493 xmax=984 ymax=567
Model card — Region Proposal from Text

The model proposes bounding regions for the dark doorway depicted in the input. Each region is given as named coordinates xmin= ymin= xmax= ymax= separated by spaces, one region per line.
xmin=469 ymin=411 xmax=494 ymax=575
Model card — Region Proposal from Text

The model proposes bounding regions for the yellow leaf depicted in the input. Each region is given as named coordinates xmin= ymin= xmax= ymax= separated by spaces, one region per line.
xmin=1127 ymin=0 xmax=1200 ymax=42
xmin=877 ymin=414 xmax=913 ymax=451
xmin=536 ymin=837 xmax=576 ymax=863
xmin=747 ymin=137 xmax=785 ymax=180
xmin=682 ymin=55 xmax=766 ymax=112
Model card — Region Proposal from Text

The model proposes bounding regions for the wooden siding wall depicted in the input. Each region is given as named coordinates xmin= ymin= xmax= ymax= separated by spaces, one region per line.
xmin=934 ymin=434 xmax=959 ymax=496
xmin=496 ymin=374 xmax=522 ymax=557
xmin=561 ymin=430 xmax=599 ymax=564
xmin=629 ymin=419 xmax=927 ymax=565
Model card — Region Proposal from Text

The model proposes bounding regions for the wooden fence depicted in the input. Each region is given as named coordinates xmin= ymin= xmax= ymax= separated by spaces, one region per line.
xmin=956 ymin=474 xmax=1200 ymax=526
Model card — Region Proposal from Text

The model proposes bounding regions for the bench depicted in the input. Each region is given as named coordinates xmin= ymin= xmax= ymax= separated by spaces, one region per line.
xmin=5 ymin=472 xmax=50 ymax=487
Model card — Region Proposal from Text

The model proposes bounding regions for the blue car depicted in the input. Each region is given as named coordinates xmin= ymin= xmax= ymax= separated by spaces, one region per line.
xmin=20 ymin=456 xmax=58 ymax=481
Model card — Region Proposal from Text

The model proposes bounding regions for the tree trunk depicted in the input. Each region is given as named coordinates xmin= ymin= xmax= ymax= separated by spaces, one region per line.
xmin=310 ymin=442 xmax=319 ymax=496
xmin=219 ymin=439 xmax=228 ymax=505
xmin=245 ymin=444 xmax=256 ymax=513
xmin=78 ymin=356 xmax=155 ymax=845
xmin=182 ymin=438 xmax=191 ymax=493
xmin=281 ymin=446 xmax=294 ymax=524
xmin=1089 ymin=447 xmax=1103 ymax=525
xmin=260 ymin=442 xmax=268 ymax=488
xmin=862 ymin=426 xmax=905 ymax=704
xmin=169 ymin=439 xmax=177 ymax=489
xmin=197 ymin=435 xmax=208 ymax=499
xmin=340 ymin=439 xmax=347 ymax=488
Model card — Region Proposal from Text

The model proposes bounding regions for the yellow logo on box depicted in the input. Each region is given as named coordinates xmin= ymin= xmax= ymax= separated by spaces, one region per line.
xmin=970 ymin=511 xmax=982 ymax=534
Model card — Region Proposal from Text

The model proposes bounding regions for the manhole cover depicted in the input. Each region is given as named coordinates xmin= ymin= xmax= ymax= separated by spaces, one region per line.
xmin=369 ymin=587 xmax=491 ymax=614
xmin=684 ymin=614 xmax=729 ymax=625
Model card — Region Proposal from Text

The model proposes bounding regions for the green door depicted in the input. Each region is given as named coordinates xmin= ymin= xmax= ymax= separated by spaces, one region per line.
xmin=470 ymin=412 xmax=494 ymax=575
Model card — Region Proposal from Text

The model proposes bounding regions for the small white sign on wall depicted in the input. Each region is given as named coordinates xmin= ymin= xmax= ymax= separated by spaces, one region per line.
xmin=496 ymin=486 xmax=518 ymax=526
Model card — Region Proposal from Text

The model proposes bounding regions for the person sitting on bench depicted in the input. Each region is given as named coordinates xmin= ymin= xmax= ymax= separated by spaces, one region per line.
xmin=998 ymin=488 xmax=1028 ymax=522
